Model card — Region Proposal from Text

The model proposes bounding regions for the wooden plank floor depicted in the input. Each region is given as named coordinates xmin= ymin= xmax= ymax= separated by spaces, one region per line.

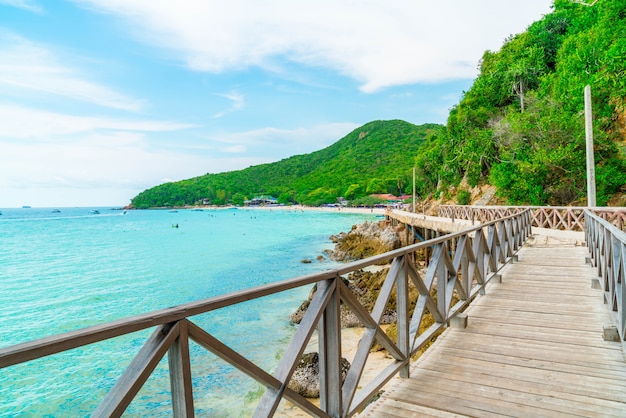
xmin=363 ymin=243 xmax=626 ymax=417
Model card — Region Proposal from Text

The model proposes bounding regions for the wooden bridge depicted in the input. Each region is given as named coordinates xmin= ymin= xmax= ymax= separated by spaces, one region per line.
xmin=1 ymin=206 xmax=625 ymax=417
xmin=363 ymin=233 xmax=626 ymax=416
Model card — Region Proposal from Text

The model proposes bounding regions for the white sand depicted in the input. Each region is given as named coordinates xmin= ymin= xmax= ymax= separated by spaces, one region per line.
xmin=238 ymin=204 xmax=387 ymax=216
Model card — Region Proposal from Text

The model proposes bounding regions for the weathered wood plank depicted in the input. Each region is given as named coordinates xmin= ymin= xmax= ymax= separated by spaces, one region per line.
xmin=476 ymin=291 xmax=602 ymax=304
xmin=420 ymin=353 xmax=626 ymax=400
xmin=381 ymin=386 xmax=506 ymax=418
xmin=456 ymin=322 xmax=613 ymax=349
xmin=392 ymin=383 xmax=591 ymax=418
xmin=93 ymin=322 xmax=180 ymax=418
xmin=364 ymin=241 xmax=626 ymax=417
xmin=469 ymin=297 xmax=609 ymax=315
xmin=435 ymin=345 xmax=626 ymax=380
xmin=441 ymin=332 xmax=626 ymax=371
xmin=398 ymin=369 xmax=626 ymax=417
xmin=442 ymin=328 xmax=626 ymax=364
xmin=467 ymin=305 xmax=608 ymax=329
xmin=488 ymin=279 xmax=599 ymax=292
xmin=168 ymin=320 xmax=194 ymax=417
xmin=365 ymin=398 xmax=469 ymax=417
xmin=409 ymin=366 xmax=626 ymax=414
xmin=255 ymin=278 xmax=336 ymax=416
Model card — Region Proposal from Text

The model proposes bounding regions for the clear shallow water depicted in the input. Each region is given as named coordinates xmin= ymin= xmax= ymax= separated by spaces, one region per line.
xmin=0 ymin=207 xmax=375 ymax=417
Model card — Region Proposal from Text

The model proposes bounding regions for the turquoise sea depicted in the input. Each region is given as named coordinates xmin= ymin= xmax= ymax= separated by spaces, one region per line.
xmin=0 ymin=207 xmax=375 ymax=417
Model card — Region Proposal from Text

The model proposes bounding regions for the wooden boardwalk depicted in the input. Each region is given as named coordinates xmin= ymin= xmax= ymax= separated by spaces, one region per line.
xmin=363 ymin=243 xmax=626 ymax=417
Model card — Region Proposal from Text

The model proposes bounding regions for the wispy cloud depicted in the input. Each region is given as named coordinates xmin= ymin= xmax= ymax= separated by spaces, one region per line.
xmin=0 ymin=0 xmax=43 ymax=13
xmin=0 ymin=103 xmax=195 ymax=140
xmin=0 ymin=33 xmax=143 ymax=110
xmin=0 ymin=104 xmax=202 ymax=206
xmin=209 ymin=122 xmax=360 ymax=157
xmin=70 ymin=0 xmax=552 ymax=92
xmin=212 ymin=90 xmax=245 ymax=118
xmin=0 ymin=128 xmax=270 ymax=206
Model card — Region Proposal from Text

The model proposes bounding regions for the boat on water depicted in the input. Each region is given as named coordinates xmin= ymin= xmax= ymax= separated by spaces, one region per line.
xmin=51 ymin=209 xmax=61 ymax=213
xmin=90 ymin=210 xmax=100 ymax=214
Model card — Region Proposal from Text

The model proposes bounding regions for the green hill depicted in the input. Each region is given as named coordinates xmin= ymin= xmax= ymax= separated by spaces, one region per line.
xmin=130 ymin=120 xmax=443 ymax=208
xmin=132 ymin=0 xmax=626 ymax=208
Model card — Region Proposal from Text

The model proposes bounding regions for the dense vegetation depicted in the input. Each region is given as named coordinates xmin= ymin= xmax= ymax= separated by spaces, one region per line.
xmin=131 ymin=121 xmax=442 ymax=208
xmin=416 ymin=0 xmax=626 ymax=206
xmin=131 ymin=0 xmax=625 ymax=208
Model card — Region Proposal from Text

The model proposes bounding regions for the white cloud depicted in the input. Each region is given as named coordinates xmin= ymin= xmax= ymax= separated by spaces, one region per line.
xmin=221 ymin=145 xmax=247 ymax=153
xmin=0 ymin=103 xmax=201 ymax=206
xmin=0 ymin=138 xmax=215 ymax=206
xmin=70 ymin=0 xmax=552 ymax=92
xmin=212 ymin=90 xmax=245 ymax=118
xmin=218 ymin=91 xmax=244 ymax=110
xmin=0 ymin=102 xmax=349 ymax=206
xmin=0 ymin=0 xmax=43 ymax=13
xmin=0 ymin=103 xmax=194 ymax=140
xmin=0 ymin=33 xmax=144 ymax=110
xmin=215 ymin=123 xmax=358 ymax=144
xmin=209 ymin=122 xmax=360 ymax=157
xmin=0 ymin=130 xmax=271 ymax=207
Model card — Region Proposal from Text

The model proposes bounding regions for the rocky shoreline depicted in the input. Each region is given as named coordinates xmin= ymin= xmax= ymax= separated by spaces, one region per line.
xmin=325 ymin=220 xmax=401 ymax=262
xmin=291 ymin=220 xmax=401 ymax=327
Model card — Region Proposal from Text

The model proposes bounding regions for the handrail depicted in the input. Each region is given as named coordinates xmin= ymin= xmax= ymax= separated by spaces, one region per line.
xmin=439 ymin=204 xmax=626 ymax=232
xmin=0 ymin=210 xmax=532 ymax=417
xmin=584 ymin=210 xmax=626 ymax=341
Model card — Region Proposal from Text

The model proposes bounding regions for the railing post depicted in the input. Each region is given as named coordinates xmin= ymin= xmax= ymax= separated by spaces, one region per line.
xmin=436 ymin=244 xmax=448 ymax=320
xmin=168 ymin=320 xmax=195 ymax=417
xmin=397 ymin=257 xmax=410 ymax=378
xmin=318 ymin=279 xmax=343 ymax=417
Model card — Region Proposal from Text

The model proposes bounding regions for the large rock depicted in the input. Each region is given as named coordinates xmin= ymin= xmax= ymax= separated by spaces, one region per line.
xmin=326 ymin=221 xmax=400 ymax=262
xmin=288 ymin=352 xmax=351 ymax=398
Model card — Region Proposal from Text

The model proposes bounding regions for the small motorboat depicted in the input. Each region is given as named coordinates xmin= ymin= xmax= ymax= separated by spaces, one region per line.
xmin=90 ymin=210 xmax=100 ymax=214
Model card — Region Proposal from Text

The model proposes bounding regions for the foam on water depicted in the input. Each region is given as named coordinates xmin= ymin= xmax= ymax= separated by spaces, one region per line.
xmin=0 ymin=207 xmax=375 ymax=416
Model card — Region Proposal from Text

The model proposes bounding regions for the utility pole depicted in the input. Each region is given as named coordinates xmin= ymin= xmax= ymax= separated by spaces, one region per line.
xmin=584 ymin=85 xmax=597 ymax=207
xmin=412 ymin=167 xmax=416 ymax=213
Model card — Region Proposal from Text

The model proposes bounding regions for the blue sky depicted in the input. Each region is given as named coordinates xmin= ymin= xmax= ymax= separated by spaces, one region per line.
xmin=0 ymin=0 xmax=553 ymax=207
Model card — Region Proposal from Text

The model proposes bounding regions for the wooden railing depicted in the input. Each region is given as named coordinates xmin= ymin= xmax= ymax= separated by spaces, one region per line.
xmin=585 ymin=210 xmax=626 ymax=341
xmin=0 ymin=210 xmax=532 ymax=417
xmin=439 ymin=205 xmax=626 ymax=231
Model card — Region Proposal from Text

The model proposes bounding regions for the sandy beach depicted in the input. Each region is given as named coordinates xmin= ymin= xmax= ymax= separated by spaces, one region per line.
xmin=237 ymin=204 xmax=388 ymax=216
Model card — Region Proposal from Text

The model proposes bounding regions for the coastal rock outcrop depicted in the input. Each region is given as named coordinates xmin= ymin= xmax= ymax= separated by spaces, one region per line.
xmin=326 ymin=220 xmax=400 ymax=262
xmin=290 ymin=267 xmax=409 ymax=327
xmin=288 ymin=352 xmax=351 ymax=398
xmin=293 ymin=221 xmax=402 ymax=327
